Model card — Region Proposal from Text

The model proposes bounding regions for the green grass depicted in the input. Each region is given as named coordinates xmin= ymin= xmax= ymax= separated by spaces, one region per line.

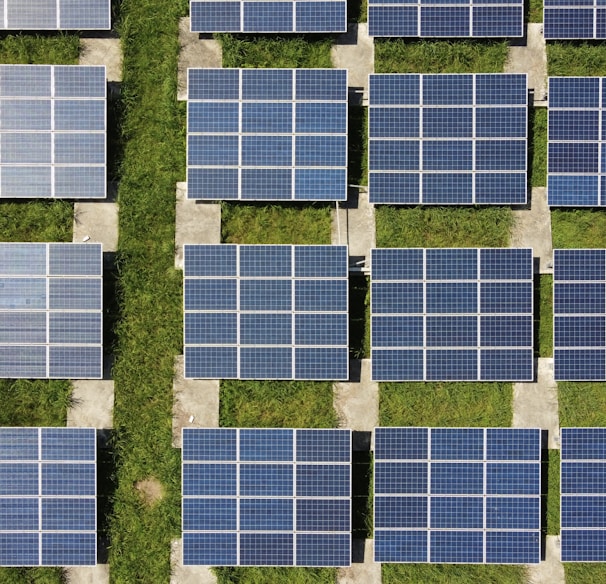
xmin=546 ymin=449 xmax=559 ymax=536
xmin=219 ymin=34 xmax=333 ymax=68
xmin=221 ymin=203 xmax=332 ymax=244
xmin=536 ymin=275 xmax=553 ymax=358
xmin=564 ymin=564 xmax=606 ymax=583
xmin=220 ymin=380 xmax=337 ymax=427
xmin=548 ymin=42 xmax=606 ymax=76
xmin=0 ymin=201 xmax=73 ymax=242
xmin=375 ymin=39 xmax=509 ymax=73
xmin=375 ymin=206 xmax=513 ymax=248
xmin=379 ymin=382 xmax=513 ymax=427
xmin=0 ymin=380 xmax=72 ymax=427
xmin=215 ymin=567 xmax=336 ymax=584
xmin=528 ymin=0 xmax=543 ymax=22
xmin=0 ymin=569 xmax=66 ymax=584
xmin=559 ymin=382 xmax=606 ymax=427
xmin=0 ymin=34 xmax=79 ymax=64
xmin=382 ymin=564 xmax=525 ymax=584
xmin=530 ymin=107 xmax=547 ymax=188
xmin=551 ymin=209 xmax=606 ymax=249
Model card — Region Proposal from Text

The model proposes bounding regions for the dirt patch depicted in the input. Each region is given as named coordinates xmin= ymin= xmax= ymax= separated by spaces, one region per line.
xmin=134 ymin=477 xmax=164 ymax=506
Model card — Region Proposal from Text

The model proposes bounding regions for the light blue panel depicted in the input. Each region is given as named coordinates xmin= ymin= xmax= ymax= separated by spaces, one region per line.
xmin=242 ymin=2 xmax=294 ymax=32
xmin=184 ymin=279 xmax=237 ymax=311
xmin=49 ymin=312 xmax=101 ymax=344
xmin=1 ymin=133 xmax=51 ymax=163
xmin=372 ymin=315 xmax=424 ymax=348
xmin=486 ymin=497 xmax=540 ymax=529
xmin=42 ymin=428 xmax=96 ymax=462
xmin=0 ymin=533 xmax=39 ymax=566
xmin=0 ymin=66 xmax=51 ymax=97
xmin=49 ymin=279 xmax=102 ymax=310
xmin=296 ymin=69 xmax=347 ymax=101
xmin=374 ymin=530 xmax=427 ymax=563
xmin=0 ymin=243 xmax=46 ymax=275
xmin=295 ymin=347 xmax=348 ymax=380
xmin=296 ymin=2 xmax=347 ymax=33
xmin=430 ymin=531 xmax=483 ymax=563
xmin=0 ymin=312 xmax=46 ymax=343
xmin=242 ymin=102 xmax=292 ymax=133
xmin=240 ymin=463 xmax=293 ymax=496
xmin=188 ymin=135 xmax=238 ymax=167
xmin=370 ymin=108 xmax=419 ymax=138
xmin=296 ymin=533 xmax=350 ymax=566
xmin=241 ymin=279 xmax=292 ymax=311
xmin=239 ymin=532 xmax=293 ymax=566
xmin=295 ymin=313 xmax=347 ymax=346
xmin=0 ymin=497 xmax=38 ymax=530
xmin=371 ymin=348 xmax=424 ymax=381
xmin=183 ymin=532 xmax=237 ymax=566
xmin=476 ymin=140 xmax=526 ymax=171
xmin=41 ymin=464 xmax=95 ymax=496
xmin=188 ymin=102 xmax=239 ymax=133
xmin=0 ymin=463 xmax=38 ymax=495
xmin=295 ymin=280 xmax=347 ymax=312
xmin=296 ymin=135 xmax=346 ymax=167
xmin=486 ymin=531 xmax=539 ymax=564
xmin=42 ymin=498 xmax=96 ymax=531
xmin=296 ymin=429 xmax=350 ymax=463
xmin=426 ymin=315 xmax=477 ymax=347
xmin=183 ymin=498 xmax=237 ymax=531
xmin=372 ymin=248 xmax=424 ymax=280
xmin=430 ymin=496 xmax=483 ymax=528
xmin=240 ymin=429 xmax=293 ymax=462
xmin=240 ymin=498 xmax=293 ymax=531
xmin=0 ymin=428 xmax=38 ymax=460
xmin=375 ymin=427 xmax=428 ymax=460
xmin=431 ymin=428 xmax=483 ymax=460
xmin=0 ymin=346 xmax=46 ymax=378
xmin=375 ymin=496 xmax=427 ymax=528
xmin=486 ymin=462 xmax=540 ymax=495
xmin=53 ymin=66 xmax=106 ymax=97
xmin=55 ymin=133 xmax=105 ymax=164
xmin=41 ymin=533 xmax=96 ymax=566
xmin=182 ymin=428 xmax=237 ymax=462
xmin=241 ymin=168 xmax=292 ymax=200
xmin=431 ymin=462 xmax=483 ymax=494
xmin=1 ymin=166 xmax=52 ymax=198
xmin=423 ymin=108 xmax=472 ymax=138
xmin=59 ymin=0 xmax=111 ymax=29
xmin=296 ymin=103 xmax=346 ymax=134
xmin=184 ymin=346 xmax=237 ymax=379
xmin=423 ymin=74 xmax=472 ymax=105
xmin=240 ymin=313 xmax=292 ymax=345
xmin=185 ymin=312 xmax=237 ymax=345
xmin=426 ymin=282 xmax=477 ymax=314
xmin=240 ymin=347 xmax=292 ymax=379
xmin=184 ymin=245 xmax=237 ymax=278
xmin=183 ymin=463 xmax=237 ymax=496
xmin=242 ymin=135 xmax=292 ymax=167
xmin=242 ymin=69 xmax=292 ymax=100
xmin=54 ymin=166 xmax=106 ymax=199
xmin=369 ymin=74 xmax=421 ymax=106
xmin=487 ymin=428 xmax=541 ymax=461
xmin=372 ymin=283 xmax=423 ymax=315
xmin=54 ymin=100 xmax=104 ymax=131
xmin=48 ymin=346 xmax=102 ymax=379
xmin=240 ymin=245 xmax=291 ymax=277
xmin=188 ymin=69 xmax=240 ymax=101
xmin=297 ymin=464 xmax=349 ymax=497
xmin=375 ymin=462 xmax=428 ymax=494
xmin=295 ymin=168 xmax=346 ymax=201
xmin=0 ymin=100 xmax=51 ymax=130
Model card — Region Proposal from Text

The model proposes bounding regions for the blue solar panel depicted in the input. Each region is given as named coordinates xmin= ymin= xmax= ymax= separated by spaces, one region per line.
xmin=190 ymin=0 xmax=345 ymax=32
xmin=374 ymin=427 xmax=541 ymax=564
xmin=0 ymin=66 xmax=106 ymax=199
xmin=1 ymin=0 xmax=110 ymax=29
xmin=547 ymin=78 xmax=606 ymax=206
xmin=0 ymin=243 xmax=103 ymax=379
xmin=371 ymin=248 xmax=534 ymax=382
xmin=368 ymin=0 xmax=523 ymax=37
xmin=187 ymin=69 xmax=347 ymax=201
xmin=553 ymin=249 xmax=606 ymax=380
xmin=0 ymin=427 xmax=96 ymax=567
xmin=545 ymin=2 xmax=606 ymax=39
xmin=561 ymin=428 xmax=606 ymax=561
xmin=183 ymin=244 xmax=348 ymax=380
xmin=369 ymin=74 xmax=527 ymax=205
xmin=182 ymin=428 xmax=351 ymax=567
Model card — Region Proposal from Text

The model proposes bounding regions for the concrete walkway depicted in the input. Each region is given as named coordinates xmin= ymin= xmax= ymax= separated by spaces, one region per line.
xmin=513 ymin=358 xmax=560 ymax=449
xmin=73 ymin=194 xmax=119 ymax=251
xmin=527 ymin=536 xmax=566 ymax=584
xmin=171 ymin=539 xmax=217 ymax=584
xmin=337 ymin=539 xmax=381 ymax=584
xmin=80 ymin=38 xmax=123 ymax=82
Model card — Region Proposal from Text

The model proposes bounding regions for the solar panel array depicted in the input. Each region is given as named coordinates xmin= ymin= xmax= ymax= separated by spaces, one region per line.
xmin=0 ymin=65 xmax=106 ymax=199
xmin=548 ymin=77 xmax=606 ymax=207
xmin=1 ymin=0 xmax=110 ymax=30
xmin=553 ymin=249 xmax=606 ymax=380
xmin=368 ymin=74 xmax=528 ymax=205
xmin=182 ymin=428 xmax=351 ymax=567
xmin=561 ymin=427 xmax=606 ymax=561
xmin=0 ymin=243 xmax=103 ymax=379
xmin=371 ymin=248 xmax=534 ymax=382
xmin=544 ymin=1 xmax=606 ymax=39
xmin=187 ymin=68 xmax=347 ymax=202
xmin=183 ymin=244 xmax=349 ymax=380
xmin=0 ymin=427 xmax=96 ymax=566
xmin=374 ymin=427 xmax=541 ymax=564
xmin=367 ymin=0 xmax=524 ymax=38
xmin=190 ymin=0 xmax=346 ymax=32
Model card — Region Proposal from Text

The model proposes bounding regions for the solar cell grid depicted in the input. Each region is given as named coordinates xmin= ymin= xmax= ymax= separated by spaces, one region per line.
xmin=369 ymin=74 xmax=528 ymax=205
xmin=182 ymin=428 xmax=351 ymax=567
xmin=1 ymin=0 xmax=110 ymax=29
xmin=0 ymin=427 xmax=96 ymax=567
xmin=545 ymin=1 xmax=606 ymax=39
xmin=187 ymin=68 xmax=347 ymax=202
xmin=371 ymin=248 xmax=534 ymax=382
xmin=374 ymin=427 xmax=541 ymax=564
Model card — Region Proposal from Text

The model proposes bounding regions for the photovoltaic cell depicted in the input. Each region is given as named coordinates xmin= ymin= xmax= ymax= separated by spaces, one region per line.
xmin=368 ymin=0 xmax=523 ymax=37
xmin=544 ymin=1 xmax=606 ymax=39
xmin=553 ymin=249 xmax=606 ymax=380
xmin=183 ymin=244 xmax=348 ymax=380
xmin=0 ymin=243 xmax=103 ymax=379
xmin=0 ymin=427 xmax=96 ymax=566
xmin=0 ymin=65 xmax=106 ymax=199
xmin=368 ymin=74 xmax=528 ymax=205
xmin=182 ymin=428 xmax=351 ymax=566
xmin=561 ymin=428 xmax=606 ymax=561
xmin=187 ymin=69 xmax=347 ymax=201
xmin=1 ymin=0 xmax=109 ymax=29
xmin=371 ymin=248 xmax=534 ymax=381
xmin=374 ymin=427 xmax=541 ymax=564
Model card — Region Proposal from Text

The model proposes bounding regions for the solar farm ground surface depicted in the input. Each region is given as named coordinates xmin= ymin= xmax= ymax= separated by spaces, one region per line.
xmin=4 ymin=3 xmax=606 ymax=584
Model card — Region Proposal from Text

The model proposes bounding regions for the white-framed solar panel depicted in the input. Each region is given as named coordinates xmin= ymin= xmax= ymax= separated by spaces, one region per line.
xmin=545 ymin=1 xmax=606 ymax=39
xmin=183 ymin=244 xmax=349 ymax=380
xmin=2 ymin=0 xmax=110 ymax=30
xmin=374 ymin=427 xmax=541 ymax=564
xmin=182 ymin=428 xmax=351 ymax=566
xmin=187 ymin=68 xmax=347 ymax=201
xmin=0 ymin=243 xmax=103 ymax=379
xmin=0 ymin=65 xmax=106 ymax=199
xmin=0 ymin=427 xmax=97 ymax=566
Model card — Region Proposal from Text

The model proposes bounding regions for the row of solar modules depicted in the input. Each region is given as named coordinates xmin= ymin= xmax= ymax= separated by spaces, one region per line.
xmin=0 ymin=428 xmax=97 ymax=567
xmin=0 ymin=1 xmax=109 ymax=29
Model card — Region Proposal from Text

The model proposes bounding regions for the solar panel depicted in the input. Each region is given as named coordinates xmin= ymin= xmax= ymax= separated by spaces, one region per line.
xmin=0 ymin=65 xmax=106 ymax=199
xmin=0 ymin=243 xmax=103 ymax=379
xmin=561 ymin=427 xmax=606 ymax=561
xmin=368 ymin=74 xmax=528 ymax=205
xmin=183 ymin=244 xmax=348 ymax=380
xmin=371 ymin=248 xmax=534 ymax=381
xmin=1 ymin=0 xmax=110 ymax=29
xmin=182 ymin=428 xmax=351 ymax=567
xmin=0 ymin=427 xmax=96 ymax=566
xmin=544 ymin=2 xmax=606 ymax=39
xmin=187 ymin=69 xmax=347 ymax=201
xmin=374 ymin=427 xmax=541 ymax=564
xmin=552 ymin=249 xmax=606 ymax=380
xmin=190 ymin=0 xmax=346 ymax=33
xmin=547 ymin=78 xmax=606 ymax=206
xmin=367 ymin=1 xmax=523 ymax=37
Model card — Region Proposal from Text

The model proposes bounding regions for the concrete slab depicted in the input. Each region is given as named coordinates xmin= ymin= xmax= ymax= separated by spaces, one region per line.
xmin=511 ymin=187 xmax=553 ymax=274
xmin=171 ymin=539 xmax=217 ymax=584
xmin=513 ymin=358 xmax=560 ymax=449
xmin=331 ymin=24 xmax=374 ymax=103
xmin=79 ymin=38 xmax=123 ymax=82
xmin=337 ymin=539 xmax=381 ymax=584
xmin=505 ymin=24 xmax=547 ymax=103
xmin=65 ymin=564 xmax=110 ymax=584
xmin=526 ymin=536 xmax=566 ymax=584
xmin=173 ymin=355 xmax=219 ymax=448
xmin=175 ymin=182 xmax=221 ymax=269
xmin=332 ymin=189 xmax=376 ymax=265
xmin=334 ymin=360 xmax=379 ymax=438
xmin=73 ymin=200 xmax=119 ymax=252
xmin=67 ymin=380 xmax=114 ymax=430
xmin=177 ymin=18 xmax=222 ymax=101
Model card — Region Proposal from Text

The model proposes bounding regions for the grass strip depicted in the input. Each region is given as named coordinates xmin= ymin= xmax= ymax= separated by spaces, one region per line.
xmin=382 ymin=564 xmax=525 ymax=583
xmin=529 ymin=107 xmax=547 ymax=188
xmin=559 ymin=382 xmax=606 ymax=427
xmin=536 ymin=275 xmax=553 ymax=358
xmin=552 ymin=209 xmax=606 ymax=249
xmin=545 ymin=449 xmax=559 ymax=536
xmin=548 ymin=42 xmax=606 ymax=76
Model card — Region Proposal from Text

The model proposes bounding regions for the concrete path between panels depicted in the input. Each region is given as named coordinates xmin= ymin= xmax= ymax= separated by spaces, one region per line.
xmin=171 ymin=539 xmax=217 ymax=584
xmin=337 ymin=539 xmax=382 ymax=584
xmin=73 ymin=185 xmax=119 ymax=252
xmin=80 ymin=37 xmax=123 ymax=82
xmin=526 ymin=536 xmax=566 ymax=584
